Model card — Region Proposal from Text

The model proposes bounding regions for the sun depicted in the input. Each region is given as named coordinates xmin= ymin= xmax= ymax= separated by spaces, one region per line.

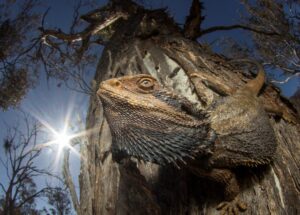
xmin=49 ymin=123 xmax=77 ymax=158
xmin=27 ymin=102 xmax=99 ymax=164
xmin=54 ymin=131 xmax=71 ymax=146
xmin=30 ymin=119 xmax=79 ymax=160
xmin=54 ymin=131 xmax=71 ymax=148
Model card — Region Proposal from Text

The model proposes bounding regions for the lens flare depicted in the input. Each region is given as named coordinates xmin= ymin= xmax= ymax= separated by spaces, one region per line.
xmin=24 ymin=93 xmax=98 ymax=170
xmin=55 ymin=132 xmax=71 ymax=146
xmin=52 ymin=123 xmax=72 ymax=150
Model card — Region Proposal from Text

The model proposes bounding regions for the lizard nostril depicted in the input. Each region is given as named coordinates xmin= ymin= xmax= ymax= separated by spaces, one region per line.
xmin=108 ymin=79 xmax=121 ymax=87
xmin=114 ymin=80 xmax=121 ymax=87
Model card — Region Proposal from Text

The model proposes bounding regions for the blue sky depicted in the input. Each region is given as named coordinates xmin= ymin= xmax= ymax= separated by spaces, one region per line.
xmin=0 ymin=0 xmax=299 ymax=211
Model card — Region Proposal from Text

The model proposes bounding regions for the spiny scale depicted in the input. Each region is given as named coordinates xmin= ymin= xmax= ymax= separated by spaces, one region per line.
xmin=113 ymin=124 xmax=212 ymax=165
xmin=98 ymin=74 xmax=215 ymax=166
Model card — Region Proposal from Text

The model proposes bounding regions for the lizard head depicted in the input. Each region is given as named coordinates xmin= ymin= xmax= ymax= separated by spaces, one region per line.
xmin=98 ymin=74 xmax=179 ymax=115
xmin=97 ymin=74 xmax=215 ymax=166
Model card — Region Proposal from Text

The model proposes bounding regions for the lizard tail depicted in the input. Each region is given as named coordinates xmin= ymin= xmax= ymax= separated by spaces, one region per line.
xmin=229 ymin=59 xmax=266 ymax=96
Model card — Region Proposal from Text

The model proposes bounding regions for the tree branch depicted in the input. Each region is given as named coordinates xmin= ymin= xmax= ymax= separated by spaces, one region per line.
xmin=39 ymin=10 xmax=127 ymax=44
xmin=271 ymin=72 xmax=300 ymax=84
xmin=40 ymin=28 xmax=91 ymax=43
xmin=0 ymin=182 xmax=6 ymax=193
xmin=199 ymin=24 xmax=281 ymax=37
xmin=1 ymin=115 xmax=62 ymax=212
xmin=184 ymin=0 xmax=204 ymax=40
xmin=63 ymin=148 xmax=81 ymax=215
xmin=17 ymin=188 xmax=49 ymax=208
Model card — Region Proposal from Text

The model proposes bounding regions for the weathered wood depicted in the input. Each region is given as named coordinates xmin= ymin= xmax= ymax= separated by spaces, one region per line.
xmin=81 ymin=4 xmax=300 ymax=215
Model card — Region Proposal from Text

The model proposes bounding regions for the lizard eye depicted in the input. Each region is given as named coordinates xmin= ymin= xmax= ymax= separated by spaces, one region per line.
xmin=138 ymin=78 xmax=154 ymax=91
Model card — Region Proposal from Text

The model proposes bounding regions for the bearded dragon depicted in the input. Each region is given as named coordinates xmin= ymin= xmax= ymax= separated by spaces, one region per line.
xmin=97 ymin=62 xmax=277 ymax=214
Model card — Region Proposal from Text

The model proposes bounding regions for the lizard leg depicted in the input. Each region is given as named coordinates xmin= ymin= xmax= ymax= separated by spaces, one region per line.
xmin=191 ymin=72 xmax=298 ymax=124
xmin=216 ymin=199 xmax=247 ymax=215
xmin=263 ymin=102 xmax=298 ymax=124
xmin=215 ymin=175 xmax=247 ymax=215
xmin=190 ymin=72 xmax=235 ymax=96
xmin=188 ymin=166 xmax=247 ymax=214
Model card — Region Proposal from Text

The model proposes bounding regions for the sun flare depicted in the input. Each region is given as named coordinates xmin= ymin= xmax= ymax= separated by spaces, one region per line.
xmin=29 ymin=118 xmax=81 ymax=160
xmin=54 ymin=129 xmax=71 ymax=146
xmin=54 ymin=131 xmax=71 ymax=147
xmin=26 ymin=98 xmax=99 ymax=165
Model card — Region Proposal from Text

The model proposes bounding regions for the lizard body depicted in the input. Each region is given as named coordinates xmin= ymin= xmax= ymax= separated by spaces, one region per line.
xmin=97 ymin=63 xmax=277 ymax=214
xmin=208 ymin=61 xmax=276 ymax=168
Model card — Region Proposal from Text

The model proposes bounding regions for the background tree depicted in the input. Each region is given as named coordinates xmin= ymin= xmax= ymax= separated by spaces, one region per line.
xmin=44 ymin=186 xmax=71 ymax=215
xmin=38 ymin=0 xmax=299 ymax=214
xmin=0 ymin=0 xmax=41 ymax=110
xmin=0 ymin=115 xmax=58 ymax=215
xmin=220 ymin=0 xmax=300 ymax=83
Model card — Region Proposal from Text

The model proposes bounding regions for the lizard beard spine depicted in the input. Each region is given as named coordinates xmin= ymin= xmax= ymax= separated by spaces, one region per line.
xmin=98 ymin=75 xmax=216 ymax=165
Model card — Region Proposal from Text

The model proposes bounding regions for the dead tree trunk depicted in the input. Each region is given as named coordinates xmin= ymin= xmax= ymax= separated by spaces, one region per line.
xmin=80 ymin=5 xmax=300 ymax=215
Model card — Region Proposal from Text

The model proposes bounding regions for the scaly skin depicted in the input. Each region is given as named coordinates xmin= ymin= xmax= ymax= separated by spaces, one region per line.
xmin=208 ymin=62 xmax=277 ymax=168
xmin=97 ymin=64 xmax=277 ymax=214
xmin=98 ymin=74 xmax=216 ymax=165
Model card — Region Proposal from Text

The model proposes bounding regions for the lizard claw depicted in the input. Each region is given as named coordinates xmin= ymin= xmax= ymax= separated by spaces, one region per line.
xmin=216 ymin=199 xmax=247 ymax=215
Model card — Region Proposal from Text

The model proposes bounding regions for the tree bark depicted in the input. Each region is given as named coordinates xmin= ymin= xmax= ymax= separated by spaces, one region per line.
xmin=80 ymin=6 xmax=300 ymax=215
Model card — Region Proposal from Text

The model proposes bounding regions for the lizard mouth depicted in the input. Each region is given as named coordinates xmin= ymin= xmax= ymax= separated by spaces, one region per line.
xmin=97 ymin=86 xmax=132 ymax=103
xmin=97 ymin=87 xmax=112 ymax=99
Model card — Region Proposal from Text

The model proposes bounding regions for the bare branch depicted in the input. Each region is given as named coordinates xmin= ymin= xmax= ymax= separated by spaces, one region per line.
xmin=271 ymin=72 xmax=300 ymax=84
xmin=0 ymin=182 xmax=6 ymax=193
xmin=63 ymin=148 xmax=81 ymax=215
xmin=17 ymin=188 xmax=49 ymax=208
xmin=184 ymin=0 xmax=204 ymax=39
xmin=1 ymin=115 xmax=62 ymax=213
xmin=199 ymin=24 xmax=281 ymax=37
xmin=39 ymin=9 xmax=127 ymax=44
xmin=40 ymin=27 xmax=91 ymax=43
xmin=70 ymin=0 xmax=84 ymax=34
xmin=41 ymin=7 xmax=50 ymax=27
